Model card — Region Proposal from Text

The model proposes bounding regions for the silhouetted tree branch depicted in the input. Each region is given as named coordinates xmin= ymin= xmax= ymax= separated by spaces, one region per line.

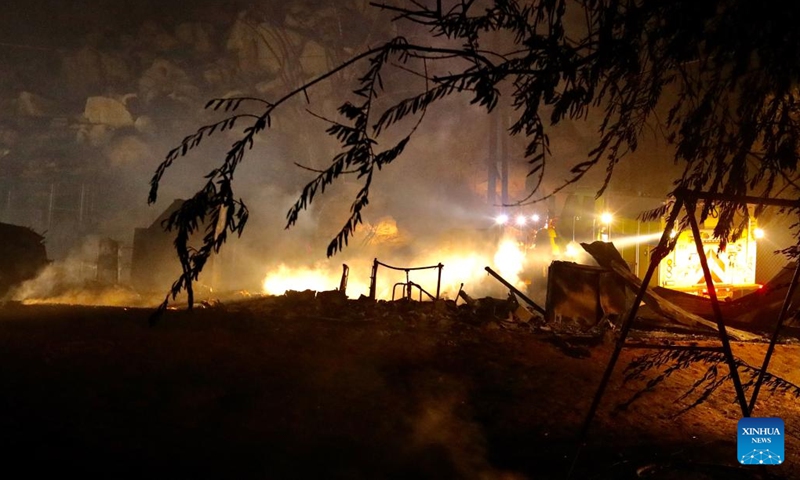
xmin=151 ymin=0 xmax=800 ymax=314
xmin=617 ymin=349 xmax=800 ymax=416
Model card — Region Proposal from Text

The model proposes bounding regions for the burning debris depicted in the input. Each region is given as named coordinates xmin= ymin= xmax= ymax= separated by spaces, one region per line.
xmin=263 ymin=263 xmax=365 ymax=298
xmin=484 ymin=265 xmax=545 ymax=316
xmin=367 ymin=259 xmax=444 ymax=301
xmin=544 ymin=260 xmax=625 ymax=333
xmin=581 ymin=241 xmax=763 ymax=341
xmin=259 ymin=233 xmax=533 ymax=301
xmin=239 ymin=287 xmax=543 ymax=332
xmin=242 ymin=237 xmax=788 ymax=349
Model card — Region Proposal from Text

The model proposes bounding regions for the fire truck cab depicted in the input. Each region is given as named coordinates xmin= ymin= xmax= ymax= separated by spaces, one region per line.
xmin=658 ymin=216 xmax=762 ymax=300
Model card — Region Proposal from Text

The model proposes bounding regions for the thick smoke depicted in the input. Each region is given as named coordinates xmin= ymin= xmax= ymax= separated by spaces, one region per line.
xmin=10 ymin=236 xmax=148 ymax=306
xmin=1 ymin=1 xmax=683 ymax=305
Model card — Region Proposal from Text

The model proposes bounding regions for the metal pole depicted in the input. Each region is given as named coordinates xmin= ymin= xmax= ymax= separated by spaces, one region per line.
xmin=748 ymin=260 xmax=800 ymax=413
xmin=369 ymin=258 xmax=378 ymax=300
xmin=685 ymin=200 xmax=749 ymax=418
xmin=572 ymin=215 xmax=576 ymax=242
xmin=570 ymin=197 xmax=683 ymax=477
xmin=436 ymin=263 xmax=442 ymax=300
xmin=47 ymin=183 xmax=55 ymax=230
xmin=4 ymin=188 xmax=11 ymax=222
xmin=484 ymin=266 xmax=545 ymax=315
xmin=78 ymin=183 xmax=86 ymax=228
xmin=635 ymin=220 xmax=641 ymax=277
xmin=455 ymin=283 xmax=464 ymax=305
xmin=487 ymin=115 xmax=497 ymax=205
xmin=500 ymin=109 xmax=509 ymax=206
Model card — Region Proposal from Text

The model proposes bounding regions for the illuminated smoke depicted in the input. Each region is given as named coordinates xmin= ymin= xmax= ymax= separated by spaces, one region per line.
xmin=609 ymin=232 xmax=662 ymax=248
xmin=493 ymin=237 xmax=526 ymax=289
xmin=10 ymin=237 xmax=155 ymax=307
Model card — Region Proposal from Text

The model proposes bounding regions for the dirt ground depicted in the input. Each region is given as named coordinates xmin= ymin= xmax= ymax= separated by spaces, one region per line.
xmin=0 ymin=297 xmax=796 ymax=479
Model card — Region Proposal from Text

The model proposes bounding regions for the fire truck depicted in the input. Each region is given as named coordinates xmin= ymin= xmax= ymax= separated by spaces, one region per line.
xmin=658 ymin=217 xmax=762 ymax=300
xmin=493 ymin=190 xmax=766 ymax=300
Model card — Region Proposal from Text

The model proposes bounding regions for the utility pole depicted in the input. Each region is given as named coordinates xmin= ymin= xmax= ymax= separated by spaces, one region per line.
xmin=487 ymin=108 xmax=509 ymax=207
xmin=487 ymin=114 xmax=497 ymax=206
xmin=3 ymin=188 xmax=11 ymax=223
xmin=47 ymin=183 xmax=55 ymax=230
xmin=500 ymin=107 xmax=509 ymax=206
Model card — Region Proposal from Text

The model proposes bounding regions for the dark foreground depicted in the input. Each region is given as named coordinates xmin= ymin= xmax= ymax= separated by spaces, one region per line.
xmin=0 ymin=297 xmax=796 ymax=479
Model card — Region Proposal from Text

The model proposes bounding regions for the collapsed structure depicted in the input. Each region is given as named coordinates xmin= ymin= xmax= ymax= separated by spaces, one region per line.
xmin=131 ymin=199 xmax=185 ymax=293
xmin=0 ymin=222 xmax=48 ymax=298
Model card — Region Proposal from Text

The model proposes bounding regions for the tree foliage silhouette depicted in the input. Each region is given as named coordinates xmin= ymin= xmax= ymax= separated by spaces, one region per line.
xmin=149 ymin=0 xmax=800 ymax=314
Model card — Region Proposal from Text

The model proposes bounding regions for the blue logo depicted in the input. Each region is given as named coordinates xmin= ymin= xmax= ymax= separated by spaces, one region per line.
xmin=738 ymin=417 xmax=784 ymax=465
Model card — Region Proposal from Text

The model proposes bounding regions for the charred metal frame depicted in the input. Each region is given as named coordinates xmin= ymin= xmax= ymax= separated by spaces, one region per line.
xmin=392 ymin=279 xmax=432 ymax=301
xmin=484 ymin=266 xmax=546 ymax=315
xmin=369 ymin=258 xmax=443 ymax=301
xmin=571 ymin=188 xmax=800 ymax=476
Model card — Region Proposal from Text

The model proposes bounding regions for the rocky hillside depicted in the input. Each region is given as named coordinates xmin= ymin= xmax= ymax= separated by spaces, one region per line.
xmin=0 ymin=1 xmax=393 ymax=257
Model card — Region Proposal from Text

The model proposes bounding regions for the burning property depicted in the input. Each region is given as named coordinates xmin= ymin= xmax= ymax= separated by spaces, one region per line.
xmin=3 ymin=1 xmax=800 ymax=478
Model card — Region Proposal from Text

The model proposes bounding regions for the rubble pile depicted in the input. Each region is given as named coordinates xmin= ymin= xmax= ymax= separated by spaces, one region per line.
xmin=192 ymin=289 xmax=611 ymax=359
xmin=224 ymin=289 xmax=547 ymax=333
